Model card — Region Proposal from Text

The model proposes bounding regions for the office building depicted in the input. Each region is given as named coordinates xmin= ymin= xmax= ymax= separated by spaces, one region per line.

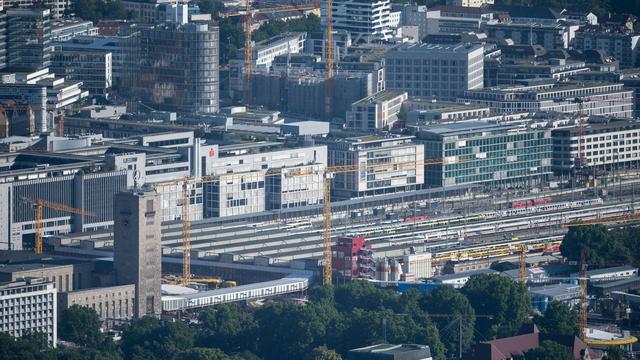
xmin=51 ymin=51 xmax=112 ymax=96
xmin=134 ymin=21 xmax=219 ymax=114
xmin=483 ymin=22 xmax=579 ymax=50
xmin=551 ymin=120 xmax=640 ymax=173
xmin=0 ymin=261 xmax=94 ymax=293
xmin=0 ymin=278 xmax=57 ymax=346
xmin=346 ymin=90 xmax=408 ymax=131
xmin=403 ymin=99 xmax=490 ymax=124
xmin=573 ymin=27 xmax=640 ymax=68
xmin=325 ymin=135 xmax=424 ymax=199
xmin=448 ymin=0 xmax=493 ymax=6
xmin=6 ymin=9 xmax=53 ymax=72
xmin=385 ymin=43 xmax=484 ymax=100
xmin=415 ymin=122 xmax=552 ymax=188
xmin=202 ymin=143 xmax=326 ymax=217
xmin=50 ymin=19 xmax=98 ymax=42
xmin=4 ymin=0 xmax=69 ymax=18
xmin=427 ymin=5 xmax=492 ymax=34
xmin=58 ymin=284 xmax=136 ymax=323
xmin=461 ymin=82 xmax=635 ymax=118
xmin=305 ymin=30 xmax=351 ymax=61
xmin=113 ymin=189 xmax=162 ymax=318
xmin=322 ymin=0 xmax=392 ymax=43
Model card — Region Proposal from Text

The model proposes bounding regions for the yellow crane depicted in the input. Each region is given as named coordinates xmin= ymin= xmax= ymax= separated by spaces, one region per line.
xmin=20 ymin=197 xmax=95 ymax=254
xmin=219 ymin=3 xmax=317 ymax=104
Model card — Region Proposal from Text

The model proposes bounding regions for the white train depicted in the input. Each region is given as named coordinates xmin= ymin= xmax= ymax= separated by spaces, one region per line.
xmin=498 ymin=198 xmax=604 ymax=217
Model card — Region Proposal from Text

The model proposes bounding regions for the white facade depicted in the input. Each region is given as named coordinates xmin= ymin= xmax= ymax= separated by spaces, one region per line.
xmin=448 ymin=0 xmax=493 ymax=6
xmin=322 ymin=0 xmax=393 ymax=43
xmin=0 ymin=278 xmax=57 ymax=346
xmin=346 ymin=90 xmax=408 ymax=131
xmin=327 ymin=135 xmax=424 ymax=199
xmin=385 ymin=43 xmax=484 ymax=100
xmin=461 ymin=82 xmax=635 ymax=118
xmin=402 ymin=253 xmax=433 ymax=278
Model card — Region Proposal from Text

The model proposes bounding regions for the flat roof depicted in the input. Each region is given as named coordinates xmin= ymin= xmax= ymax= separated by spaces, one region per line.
xmin=588 ymin=265 xmax=637 ymax=277
xmin=529 ymin=283 xmax=580 ymax=297
xmin=417 ymin=121 xmax=515 ymax=135
xmin=390 ymin=42 xmax=483 ymax=53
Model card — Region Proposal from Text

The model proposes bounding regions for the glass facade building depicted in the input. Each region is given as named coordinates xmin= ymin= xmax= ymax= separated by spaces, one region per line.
xmin=415 ymin=122 xmax=552 ymax=188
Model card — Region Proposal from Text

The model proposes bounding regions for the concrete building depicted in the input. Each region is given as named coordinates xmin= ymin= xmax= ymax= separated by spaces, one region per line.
xmin=325 ymin=135 xmax=424 ymax=199
xmin=460 ymin=82 xmax=635 ymax=118
xmin=322 ymin=0 xmax=392 ymax=43
xmin=552 ymin=120 xmax=640 ymax=173
xmin=427 ymin=5 xmax=492 ymax=35
xmin=4 ymin=0 xmax=69 ymax=18
xmin=305 ymin=30 xmax=351 ymax=61
xmin=346 ymin=90 xmax=408 ymax=131
xmin=58 ymin=284 xmax=136 ymax=323
xmin=348 ymin=344 xmax=433 ymax=360
xmin=415 ymin=122 xmax=552 ymax=188
xmin=50 ymin=19 xmax=98 ymax=42
xmin=403 ymin=99 xmax=490 ymax=124
xmin=50 ymin=50 xmax=113 ymax=97
xmin=529 ymin=283 xmax=580 ymax=313
xmin=573 ymin=27 xmax=640 ymax=68
xmin=113 ymin=189 xmax=162 ymax=318
xmin=0 ymin=278 xmax=57 ymax=346
xmin=0 ymin=261 xmax=94 ymax=293
xmin=385 ymin=43 xmax=484 ymax=100
xmin=202 ymin=143 xmax=326 ymax=217
xmin=483 ymin=21 xmax=579 ymax=50
xmin=484 ymin=59 xmax=588 ymax=87
xmin=402 ymin=253 xmax=433 ymax=279
xmin=5 ymin=9 xmax=53 ymax=72
xmin=134 ymin=21 xmax=219 ymax=114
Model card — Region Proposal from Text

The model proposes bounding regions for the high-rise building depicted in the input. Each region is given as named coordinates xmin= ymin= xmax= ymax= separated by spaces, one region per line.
xmin=50 ymin=50 xmax=113 ymax=96
xmin=134 ymin=21 xmax=219 ymax=114
xmin=0 ymin=278 xmax=57 ymax=346
xmin=322 ymin=0 xmax=392 ymax=43
xmin=113 ymin=189 xmax=162 ymax=318
xmin=385 ymin=43 xmax=484 ymax=100
xmin=6 ymin=9 xmax=53 ymax=72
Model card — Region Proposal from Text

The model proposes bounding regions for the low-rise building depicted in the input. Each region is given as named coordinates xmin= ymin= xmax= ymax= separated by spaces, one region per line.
xmin=415 ymin=122 xmax=552 ymax=189
xmin=58 ymin=284 xmax=135 ymax=324
xmin=348 ymin=344 xmax=433 ymax=360
xmin=529 ymin=283 xmax=580 ymax=312
xmin=573 ymin=27 xmax=640 ymax=68
xmin=325 ymin=135 xmax=424 ymax=200
xmin=403 ymin=99 xmax=490 ymax=124
xmin=50 ymin=19 xmax=98 ymax=42
xmin=402 ymin=253 xmax=433 ymax=279
xmin=346 ymin=90 xmax=408 ymax=131
xmin=431 ymin=268 xmax=497 ymax=288
xmin=0 ymin=278 xmax=57 ymax=346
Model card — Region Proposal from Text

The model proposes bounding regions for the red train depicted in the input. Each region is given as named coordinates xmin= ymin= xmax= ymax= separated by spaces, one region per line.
xmin=404 ymin=215 xmax=429 ymax=223
xmin=509 ymin=198 xmax=552 ymax=209
xmin=542 ymin=243 xmax=561 ymax=255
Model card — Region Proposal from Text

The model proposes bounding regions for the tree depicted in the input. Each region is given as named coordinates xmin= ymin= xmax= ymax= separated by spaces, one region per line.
xmin=312 ymin=346 xmax=342 ymax=360
xmin=67 ymin=0 xmax=133 ymax=22
xmin=420 ymin=286 xmax=476 ymax=355
xmin=334 ymin=281 xmax=399 ymax=312
xmin=198 ymin=0 xmax=225 ymax=17
xmin=524 ymin=340 xmax=573 ymax=360
xmin=604 ymin=346 xmax=625 ymax=360
xmin=561 ymin=225 xmax=630 ymax=266
xmin=197 ymin=304 xmax=258 ymax=353
xmin=461 ymin=274 xmax=531 ymax=339
xmin=535 ymin=301 xmax=579 ymax=337
xmin=120 ymin=317 xmax=195 ymax=360
xmin=177 ymin=347 xmax=233 ymax=360
xmin=58 ymin=305 xmax=105 ymax=348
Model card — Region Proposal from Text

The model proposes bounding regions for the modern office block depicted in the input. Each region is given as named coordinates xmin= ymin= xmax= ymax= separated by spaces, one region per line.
xmin=50 ymin=50 xmax=112 ymax=96
xmin=326 ymin=135 xmax=424 ymax=199
xmin=6 ymin=9 xmax=52 ymax=72
xmin=0 ymin=278 xmax=57 ymax=346
xmin=134 ymin=21 xmax=219 ymax=114
xmin=385 ymin=43 xmax=484 ymax=100
xmin=113 ymin=189 xmax=162 ymax=318
xmin=346 ymin=90 xmax=408 ymax=131
xmin=415 ymin=122 xmax=552 ymax=188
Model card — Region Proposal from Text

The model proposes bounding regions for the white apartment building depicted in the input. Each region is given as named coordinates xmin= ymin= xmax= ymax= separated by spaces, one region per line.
xmin=0 ymin=278 xmax=57 ymax=346
xmin=322 ymin=0 xmax=393 ymax=43
xmin=326 ymin=135 xmax=424 ymax=199
xmin=346 ymin=90 xmax=408 ymax=131
xmin=202 ymin=143 xmax=327 ymax=217
xmin=385 ymin=43 xmax=484 ymax=100
xmin=552 ymin=120 xmax=640 ymax=172
xmin=461 ymin=82 xmax=635 ymax=118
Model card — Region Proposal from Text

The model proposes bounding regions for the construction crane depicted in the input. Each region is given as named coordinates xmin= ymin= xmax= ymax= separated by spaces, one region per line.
xmin=20 ymin=197 xmax=95 ymax=254
xmin=324 ymin=0 xmax=334 ymax=120
xmin=323 ymin=172 xmax=334 ymax=285
xmin=219 ymin=4 xmax=317 ymax=104
xmin=181 ymin=178 xmax=191 ymax=285
xmin=518 ymin=244 xmax=526 ymax=284
xmin=579 ymin=250 xmax=588 ymax=340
